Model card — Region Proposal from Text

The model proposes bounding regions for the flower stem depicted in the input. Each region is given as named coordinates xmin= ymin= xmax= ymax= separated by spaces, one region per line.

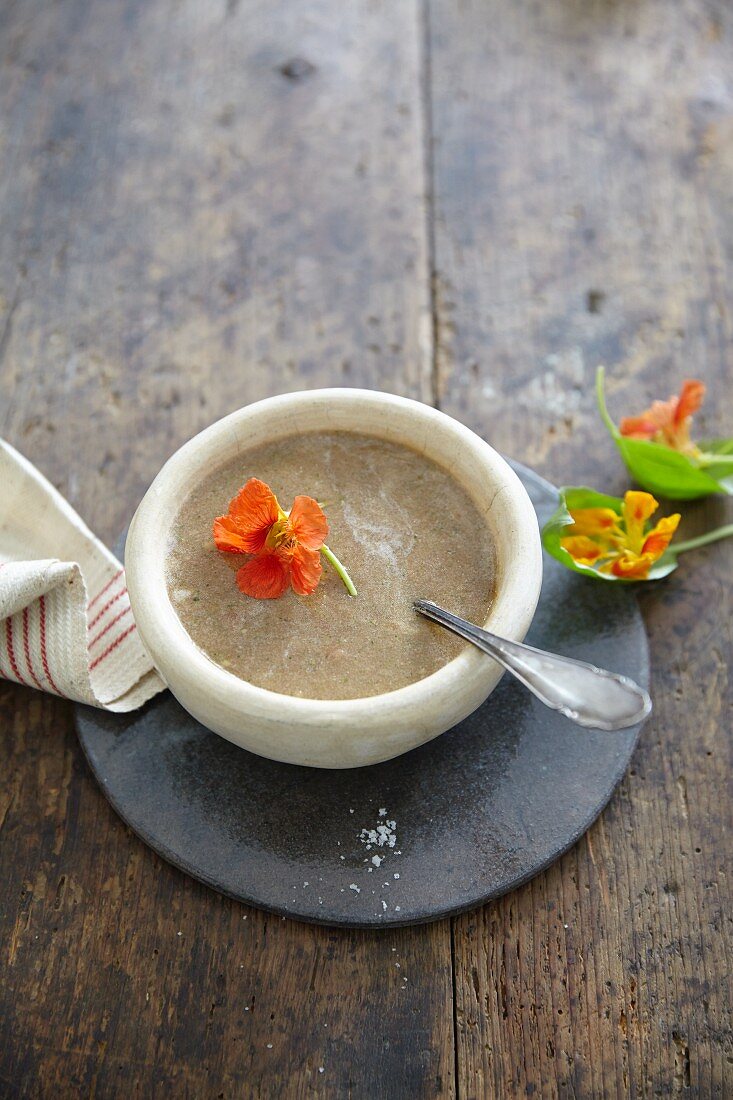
xmin=671 ymin=523 xmax=733 ymax=556
xmin=696 ymin=452 xmax=733 ymax=469
xmin=321 ymin=544 xmax=357 ymax=596
xmin=595 ymin=365 xmax=620 ymax=440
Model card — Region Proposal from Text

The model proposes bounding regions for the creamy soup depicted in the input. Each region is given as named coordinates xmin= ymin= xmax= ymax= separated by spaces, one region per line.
xmin=166 ymin=432 xmax=496 ymax=699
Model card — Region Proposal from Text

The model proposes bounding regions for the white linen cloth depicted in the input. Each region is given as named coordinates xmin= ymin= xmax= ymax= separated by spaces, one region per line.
xmin=0 ymin=439 xmax=165 ymax=710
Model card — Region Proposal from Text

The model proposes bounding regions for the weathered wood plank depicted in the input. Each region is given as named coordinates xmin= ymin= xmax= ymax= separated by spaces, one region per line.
xmin=0 ymin=2 xmax=454 ymax=1097
xmin=429 ymin=0 xmax=732 ymax=1094
xmin=0 ymin=0 xmax=433 ymax=545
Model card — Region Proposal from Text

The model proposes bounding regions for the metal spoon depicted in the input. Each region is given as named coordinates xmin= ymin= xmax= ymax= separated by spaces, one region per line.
xmin=414 ymin=599 xmax=651 ymax=731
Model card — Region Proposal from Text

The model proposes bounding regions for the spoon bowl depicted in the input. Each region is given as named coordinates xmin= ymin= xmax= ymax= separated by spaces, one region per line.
xmin=414 ymin=599 xmax=651 ymax=731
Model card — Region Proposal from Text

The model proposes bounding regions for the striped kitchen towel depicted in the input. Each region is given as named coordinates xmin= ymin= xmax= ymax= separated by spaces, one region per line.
xmin=0 ymin=439 xmax=165 ymax=711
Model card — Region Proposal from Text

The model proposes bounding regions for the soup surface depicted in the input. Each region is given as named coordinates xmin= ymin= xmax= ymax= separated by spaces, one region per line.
xmin=166 ymin=432 xmax=496 ymax=699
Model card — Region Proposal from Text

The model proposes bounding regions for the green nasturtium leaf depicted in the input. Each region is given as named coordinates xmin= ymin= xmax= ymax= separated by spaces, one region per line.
xmin=596 ymin=368 xmax=733 ymax=500
xmin=541 ymin=486 xmax=679 ymax=583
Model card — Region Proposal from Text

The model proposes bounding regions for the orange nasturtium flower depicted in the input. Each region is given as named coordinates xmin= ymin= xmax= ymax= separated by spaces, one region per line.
xmin=619 ymin=379 xmax=705 ymax=457
xmin=561 ymin=491 xmax=680 ymax=580
xmin=214 ymin=478 xmax=344 ymax=599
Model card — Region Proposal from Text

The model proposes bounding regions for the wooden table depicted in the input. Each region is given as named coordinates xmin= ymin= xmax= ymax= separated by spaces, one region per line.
xmin=1 ymin=1 xmax=731 ymax=1095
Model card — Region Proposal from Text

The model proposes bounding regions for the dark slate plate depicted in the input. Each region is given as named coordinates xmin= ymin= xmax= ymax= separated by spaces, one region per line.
xmin=75 ymin=463 xmax=648 ymax=927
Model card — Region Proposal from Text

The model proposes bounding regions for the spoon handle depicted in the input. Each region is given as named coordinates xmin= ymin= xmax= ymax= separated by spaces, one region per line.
xmin=414 ymin=600 xmax=651 ymax=731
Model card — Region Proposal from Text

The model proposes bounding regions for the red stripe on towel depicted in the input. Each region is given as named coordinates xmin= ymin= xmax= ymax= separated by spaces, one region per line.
xmin=88 ymin=605 xmax=131 ymax=650
xmin=87 ymin=587 xmax=127 ymax=631
xmin=6 ymin=617 xmax=27 ymax=685
xmin=22 ymin=607 xmax=44 ymax=690
xmin=88 ymin=568 xmax=124 ymax=610
xmin=89 ymin=623 xmax=137 ymax=672
xmin=39 ymin=595 xmax=65 ymax=697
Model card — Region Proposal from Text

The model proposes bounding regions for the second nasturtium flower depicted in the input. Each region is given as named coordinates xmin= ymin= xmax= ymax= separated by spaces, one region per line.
xmin=596 ymin=367 xmax=733 ymax=499
xmin=560 ymin=490 xmax=680 ymax=580
xmin=213 ymin=478 xmax=356 ymax=599
xmin=542 ymin=484 xmax=733 ymax=582
xmin=619 ymin=379 xmax=705 ymax=457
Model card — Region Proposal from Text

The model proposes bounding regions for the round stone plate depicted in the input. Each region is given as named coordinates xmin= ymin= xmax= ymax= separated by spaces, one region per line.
xmin=75 ymin=462 xmax=648 ymax=928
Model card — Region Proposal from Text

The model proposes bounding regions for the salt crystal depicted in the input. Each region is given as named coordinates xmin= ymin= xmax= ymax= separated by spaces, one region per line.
xmin=349 ymin=883 xmax=360 ymax=893
xmin=177 ymin=931 xmax=182 ymax=937
xmin=371 ymin=855 xmax=383 ymax=867
xmin=395 ymin=906 xmax=401 ymax=912
xmin=394 ymin=873 xmax=400 ymax=879
xmin=359 ymin=815 xmax=398 ymax=851
xmin=382 ymin=901 xmax=387 ymax=911
xmin=267 ymin=1043 xmax=273 ymax=1049
xmin=378 ymin=808 xmax=387 ymax=816
xmin=319 ymin=1067 xmax=325 ymax=1074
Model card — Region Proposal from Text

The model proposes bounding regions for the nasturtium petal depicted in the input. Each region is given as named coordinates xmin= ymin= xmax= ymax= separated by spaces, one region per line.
xmin=226 ymin=478 xmax=282 ymax=552
xmin=287 ymin=496 xmax=329 ymax=550
xmin=236 ymin=550 xmax=290 ymax=599
xmin=289 ymin=544 xmax=323 ymax=596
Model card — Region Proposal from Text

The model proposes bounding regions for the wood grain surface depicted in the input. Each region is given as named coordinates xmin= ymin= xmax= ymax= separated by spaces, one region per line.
xmin=0 ymin=0 xmax=731 ymax=1096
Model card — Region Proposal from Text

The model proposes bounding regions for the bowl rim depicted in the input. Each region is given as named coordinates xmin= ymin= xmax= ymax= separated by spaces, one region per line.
xmin=125 ymin=388 xmax=542 ymax=722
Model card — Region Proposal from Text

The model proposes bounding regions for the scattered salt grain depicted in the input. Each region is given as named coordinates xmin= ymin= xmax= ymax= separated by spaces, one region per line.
xmin=349 ymin=884 xmax=360 ymax=894
xmin=319 ymin=1067 xmax=325 ymax=1074
xmin=382 ymin=901 xmax=387 ymax=912
xmin=371 ymin=855 xmax=383 ymax=867
xmin=267 ymin=1043 xmax=273 ymax=1049
xmin=378 ymin=808 xmax=387 ymax=816
xmin=394 ymin=873 xmax=400 ymax=879
xmin=358 ymin=814 xmax=397 ymax=851
xmin=177 ymin=931 xmax=182 ymax=937
xmin=395 ymin=906 xmax=401 ymax=912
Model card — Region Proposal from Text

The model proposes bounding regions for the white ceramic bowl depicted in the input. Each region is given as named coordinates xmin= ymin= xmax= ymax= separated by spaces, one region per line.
xmin=125 ymin=390 xmax=542 ymax=768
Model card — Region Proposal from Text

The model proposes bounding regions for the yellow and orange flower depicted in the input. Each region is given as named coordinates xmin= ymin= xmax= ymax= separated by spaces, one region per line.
xmin=561 ymin=491 xmax=680 ymax=579
xmin=213 ymin=478 xmax=329 ymax=599
xmin=619 ymin=379 xmax=705 ymax=457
